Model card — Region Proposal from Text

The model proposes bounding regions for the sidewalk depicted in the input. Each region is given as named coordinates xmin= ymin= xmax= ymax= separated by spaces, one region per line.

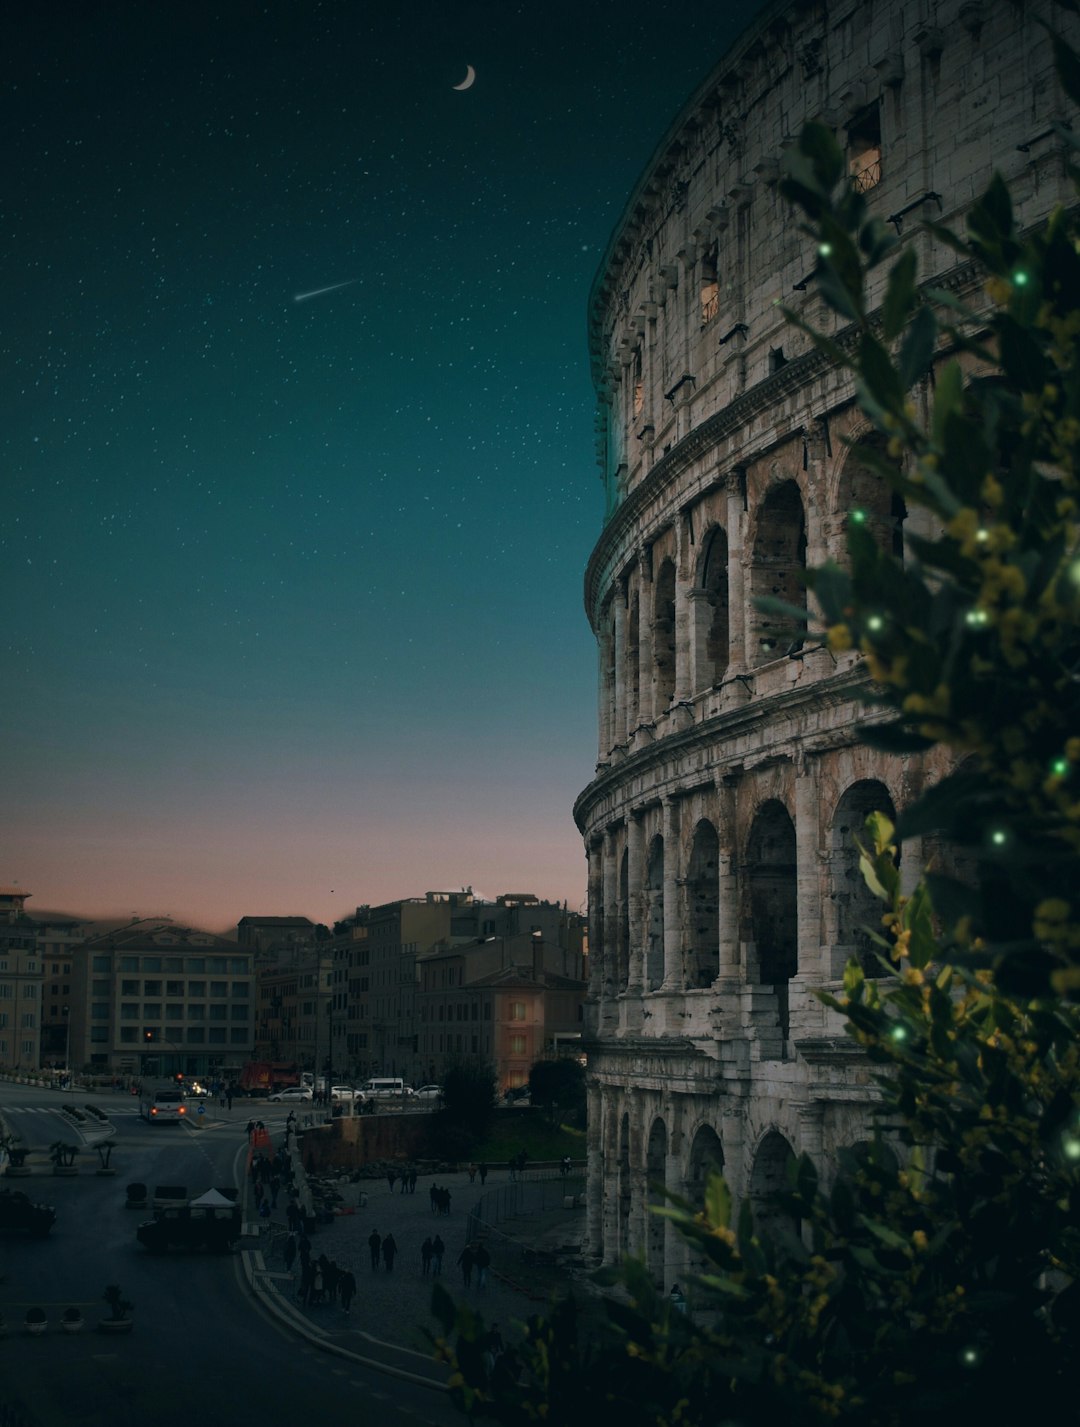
xmin=243 ymin=1150 xmax=587 ymax=1388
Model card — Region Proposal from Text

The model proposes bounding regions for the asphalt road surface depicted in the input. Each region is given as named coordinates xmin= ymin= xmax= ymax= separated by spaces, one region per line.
xmin=0 ymin=1085 xmax=461 ymax=1427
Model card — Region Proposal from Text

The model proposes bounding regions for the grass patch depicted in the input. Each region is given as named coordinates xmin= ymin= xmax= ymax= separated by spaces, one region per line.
xmin=470 ymin=1110 xmax=585 ymax=1164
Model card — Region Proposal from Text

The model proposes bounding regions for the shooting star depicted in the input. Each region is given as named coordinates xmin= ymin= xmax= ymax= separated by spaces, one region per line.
xmin=293 ymin=279 xmax=358 ymax=303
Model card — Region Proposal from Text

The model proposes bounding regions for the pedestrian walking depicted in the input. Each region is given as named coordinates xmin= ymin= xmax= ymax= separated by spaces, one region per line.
xmin=226 ymin=1085 xmax=234 ymax=1110
xmin=432 ymin=1233 xmax=445 ymax=1276
xmin=368 ymin=1228 xmax=382 ymax=1269
xmin=457 ymin=1242 xmax=476 ymax=1287
xmin=475 ymin=1241 xmax=491 ymax=1289
xmin=560 ymin=1155 xmax=571 ymax=1178
xmin=283 ymin=1232 xmax=298 ymax=1274
xmin=387 ymin=1168 xmax=397 ymax=1194
xmin=408 ymin=1166 xmax=418 ymax=1194
xmin=478 ymin=1162 xmax=488 ymax=1186
xmin=298 ymin=1259 xmax=315 ymax=1304
xmin=382 ymin=1232 xmax=398 ymax=1271
xmin=467 ymin=1163 xmax=477 ymax=1184
xmin=421 ymin=1236 xmax=433 ymax=1276
xmin=430 ymin=1182 xmax=439 ymax=1215
xmin=340 ymin=1269 xmax=356 ymax=1316
xmin=298 ymin=1230 xmax=312 ymax=1267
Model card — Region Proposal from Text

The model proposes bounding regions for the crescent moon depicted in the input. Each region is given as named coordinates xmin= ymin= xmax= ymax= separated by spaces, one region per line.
xmin=452 ymin=65 xmax=476 ymax=91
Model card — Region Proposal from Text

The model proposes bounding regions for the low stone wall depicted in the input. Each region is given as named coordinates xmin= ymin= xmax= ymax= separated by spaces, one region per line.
xmin=297 ymin=1113 xmax=432 ymax=1173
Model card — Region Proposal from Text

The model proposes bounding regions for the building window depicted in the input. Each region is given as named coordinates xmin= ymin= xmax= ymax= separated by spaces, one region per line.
xmin=143 ymin=980 xmax=161 ymax=996
xmin=187 ymin=1027 xmax=205 ymax=1044
xmin=120 ymin=1027 xmax=138 ymax=1043
xmin=91 ymin=980 xmax=110 ymax=996
xmin=143 ymin=1003 xmax=162 ymax=1018
xmin=229 ymin=1028 xmax=248 ymax=1044
xmin=91 ymin=1004 xmax=110 ymax=1021
xmin=142 ymin=958 xmax=162 ymax=972
xmin=121 ymin=980 xmax=138 ymax=995
xmin=166 ymin=980 xmax=184 ymax=996
xmin=229 ymin=958 xmax=248 ymax=974
xmin=166 ymin=1004 xmax=184 ymax=1021
xmin=209 ymin=1005 xmax=228 ymax=1021
xmin=0 ymin=1015 xmax=7 ymax=1029
xmin=510 ymin=1034 xmax=526 ymax=1054
xmin=0 ymin=985 xmax=9 ymax=999
xmin=510 ymin=1002 xmax=526 ymax=1021
xmin=187 ymin=959 xmax=206 ymax=973
xmin=208 ymin=1028 xmax=227 ymax=1044
xmin=230 ymin=1005 xmax=248 ymax=1021
xmin=120 ymin=1003 xmax=139 ymax=1019
xmin=230 ymin=982 xmax=249 ymax=998
xmin=188 ymin=980 xmax=205 ymax=996
xmin=22 ymin=985 xmax=36 ymax=999
xmin=210 ymin=981 xmax=227 ymax=997
xmin=21 ymin=1013 xmax=36 ymax=1029
xmin=95 ymin=956 xmax=114 ymax=972
xmin=188 ymin=1004 xmax=205 ymax=1021
xmin=848 ymin=104 xmax=882 ymax=193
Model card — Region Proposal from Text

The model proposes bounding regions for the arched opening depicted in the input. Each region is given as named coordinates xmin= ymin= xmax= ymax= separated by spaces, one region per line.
xmin=750 ymin=481 xmax=806 ymax=666
xmin=699 ymin=525 xmax=730 ymax=686
xmin=645 ymin=835 xmax=665 ymax=991
xmin=839 ymin=436 xmax=907 ymax=562
xmin=653 ymin=558 xmax=677 ymax=711
xmin=749 ymin=1129 xmax=799 ymax=1238
xmin=744 ymin=801 xmax=798 ymax=1038
xmin=830 ymin=781 xmax=897 ymax=976
xmin=646 ymin=1117 xmax=668 ymax=1283
xmin=618 ymin=1112 xmax=632 ymax=1259
xmin=687 ymin=1123 xmax=725 ymax=1202
xmin=618 ymin=847 xmax=630 ymax=992
xmin=687 ymin=820 xmax=720 ymax=988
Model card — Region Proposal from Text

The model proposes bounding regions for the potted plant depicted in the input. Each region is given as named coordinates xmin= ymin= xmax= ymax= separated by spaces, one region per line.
xmin=48 ymin=1142 xmax=78 ymax=1175
xmin=124 ymin=1182 xmax=147 ymax=1209
xmin=1 ymin=1133 xmax=29 ymax=1177
xmin=61 ymin=1306 xmax=83 ymax=1333
xmin=95 ymin=1142 xmax=116 ymax=1176
xmin=99 ymin=1285 xmax=133 ymax=1334
xmin=24 ymin=1307 xmax=47 ymax=1336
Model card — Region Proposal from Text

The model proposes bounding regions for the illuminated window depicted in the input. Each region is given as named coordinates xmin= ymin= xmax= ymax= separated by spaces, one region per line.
xmin=700 ymin=243 xmax=719 ymax=324
xmin=849 ymin=105 xmax=882 ymax=193
xmin=510 ymin=1001 xmax=526 ymax=1021
xmin=510 ymin=1034 xmax=526 ymax=1054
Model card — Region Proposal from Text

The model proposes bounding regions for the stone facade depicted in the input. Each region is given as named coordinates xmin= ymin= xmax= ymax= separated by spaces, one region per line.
xmin=575 ymin=0 xmax=1077 ymax=1283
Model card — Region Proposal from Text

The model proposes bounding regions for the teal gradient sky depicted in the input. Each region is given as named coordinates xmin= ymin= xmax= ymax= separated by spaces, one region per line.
xmin=3 ymin=0 xmax=763 ymax=932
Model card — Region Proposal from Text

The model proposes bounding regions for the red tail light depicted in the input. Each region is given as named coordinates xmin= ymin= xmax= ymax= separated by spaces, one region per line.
xmin=150 ymin=1107 xmax=158 ymax=1116
xmin=178 ymin=1106 xmax=186 ymax=1115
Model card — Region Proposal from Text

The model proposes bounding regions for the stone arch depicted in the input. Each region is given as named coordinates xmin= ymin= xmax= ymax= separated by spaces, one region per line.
xmin=743 ymin=800 xmax=798 ymax=1037
xmin=830 ymin=779 xmax=897 ymax=976
xmin=686 ymin=819 xmax=720 ymax=988
xmin=749 ymin=1128 xmax=798 ymax=1236
xmin=697 ymin=524 xmax=730 ymax=687
xmin=836 ymin=432 xmax=907 ymax=561
xmin=646 ymin=1116 xmax=668 ymax=1282
xmin=618 ymin=846 xmax=630 ymax=992
xmin=653 ymin=557 xmax=677 ymax=710
xmin=645 ymin=834 xmax=665 ymax=990
xmin=687 ymin=1122 xmax=725 ymax=1200
xmin=749 ymin=480 xmax=807 ymax=665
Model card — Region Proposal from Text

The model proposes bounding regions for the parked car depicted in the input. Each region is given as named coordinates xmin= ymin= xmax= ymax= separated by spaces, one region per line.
xmin=0 ymin=1188 xmax=56 ymax=1238
xmin=268 ymin=1086 xmax=312 ymax=1102
xmin=137 ymin=1203 xmax=241 ymax=1254
xmin=414 ymin=1084 xmax=443 ymax=1101
xmin=329 ymin=1085 xmax=359 ymax=1103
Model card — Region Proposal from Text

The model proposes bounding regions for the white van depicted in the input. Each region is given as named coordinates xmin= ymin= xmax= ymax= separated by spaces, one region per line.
xmin=358 ymin=1077 xmax=413 ymax=1101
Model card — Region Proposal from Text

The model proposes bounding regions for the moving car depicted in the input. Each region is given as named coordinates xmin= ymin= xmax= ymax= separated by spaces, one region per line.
xmin=414 ymin=1084 xmax=443 ymax=1101
xmin=268 ymin=1086 xmax=312 ymax=1102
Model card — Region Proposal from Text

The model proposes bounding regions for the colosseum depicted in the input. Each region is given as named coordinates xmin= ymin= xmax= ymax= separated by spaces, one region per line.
xmin=575 ymin=0 xmax=1077 ymax=1281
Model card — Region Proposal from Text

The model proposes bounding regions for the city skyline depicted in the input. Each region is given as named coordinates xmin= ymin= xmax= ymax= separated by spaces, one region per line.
xmin=3 ymin=0 xmax=765 ymax=931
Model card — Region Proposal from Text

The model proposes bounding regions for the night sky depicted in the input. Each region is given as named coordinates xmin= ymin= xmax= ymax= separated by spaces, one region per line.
xmin=3 ymin=0 xmax=763 ymax=932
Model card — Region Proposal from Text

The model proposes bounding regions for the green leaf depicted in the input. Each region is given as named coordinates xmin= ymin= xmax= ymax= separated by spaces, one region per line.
xmin=899 ymin=305 xmax=937 ymax=389
xmin=931 ymin=360 xmax=964 ymax=446
xmin=882 ymin=247 xmax=918 ymax=340
xmin=704 ymin=1172 xmax=733 ymax=1230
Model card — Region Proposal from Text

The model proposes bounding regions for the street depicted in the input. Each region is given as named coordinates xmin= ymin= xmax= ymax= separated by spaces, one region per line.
xmin=0 ymin=1085 xmax=461 ymax=1427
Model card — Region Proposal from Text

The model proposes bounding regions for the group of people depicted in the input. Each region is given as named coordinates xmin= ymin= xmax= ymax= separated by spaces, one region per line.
xmin=386 ymin=1165 xmax=419 ymax=1194
xmin=293 ymin=1244 xmax=358 ymax=1312
xmin=428 ymin=1182 xmax=453 ymax=1215
xmin=465 ymin=1162 xmax=489 ymax=1185
xmin=367 ymin=1228 xmax=399 ymax=1270
xmin=455 ymin=1240 xmax=492 ymax=1288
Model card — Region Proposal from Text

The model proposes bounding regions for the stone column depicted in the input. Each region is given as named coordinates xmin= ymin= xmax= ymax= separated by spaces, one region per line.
xmin=686 ymin=587 xmax=711 ymax=697
xmin=662 ymin=796 xmax=682 ymax=988
xmin=603 ymin=826 xmax=620 ymax=1009
xmin=587 ymin=838 xmax=604 ymax=1011
xmin=596 ymin=622 xmax=613 ymax=761
xmin=635 ymin=548 xmax=654 ymax=725
xmin=725 ymin=474 xmax=747 ymax=674
xmin=673 ymin=514 xmax=693 ymax=705
xmin=627 ymin=1096 xmax=648 ymax=1260
xmin=803 ymin=420 xmax=830 ymax=569
xmin=627 ymin=811 xmax=645 ymax=994
xmin=795 ymin=756 xmax=826 ymax=983
xmin=716 ymin=775 xmax=740 ymax=980
xmin=613 ymin=580 xmax=628 ymax=746
xmin=586 ymin=1082 xmax=604 ymax=1258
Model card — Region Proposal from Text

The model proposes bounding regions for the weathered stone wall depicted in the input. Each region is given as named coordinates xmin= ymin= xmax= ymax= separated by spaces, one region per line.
xmin=576 ymin=0 xmax=1078 ymax=1278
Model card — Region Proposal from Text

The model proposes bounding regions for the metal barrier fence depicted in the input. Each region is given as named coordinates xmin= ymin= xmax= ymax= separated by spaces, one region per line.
xmin=465 ymin=1170 xmax=587 ymax=1295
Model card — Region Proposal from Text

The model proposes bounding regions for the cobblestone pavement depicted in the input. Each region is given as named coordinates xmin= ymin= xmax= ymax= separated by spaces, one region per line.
xmin=247 ymin=1155 xmax=587 ymax=1370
